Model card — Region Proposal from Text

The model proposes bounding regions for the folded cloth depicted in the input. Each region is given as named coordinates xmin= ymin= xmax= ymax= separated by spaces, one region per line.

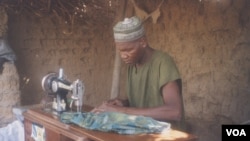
xmin=60 ymin=112 xmax=171 ymax=135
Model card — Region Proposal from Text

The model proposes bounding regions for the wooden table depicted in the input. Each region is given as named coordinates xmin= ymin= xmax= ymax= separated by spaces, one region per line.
xmin=23 ymin=105 xmax=197 ymax=141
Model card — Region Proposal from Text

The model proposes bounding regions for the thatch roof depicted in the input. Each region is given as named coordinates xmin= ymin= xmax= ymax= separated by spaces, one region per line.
xmin=0 ymin=0 xmax=166 ymax=33
xmin=0 ymin=0 xmax=119 ymax=26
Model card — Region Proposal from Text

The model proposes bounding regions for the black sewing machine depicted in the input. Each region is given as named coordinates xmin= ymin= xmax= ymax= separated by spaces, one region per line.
xmin=41 ymin=68 xmax=84 ymax=114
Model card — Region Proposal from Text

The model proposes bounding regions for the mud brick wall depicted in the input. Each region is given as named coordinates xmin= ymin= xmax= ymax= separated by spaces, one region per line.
xmin=7 ymin=14 xmax=116 ymax=107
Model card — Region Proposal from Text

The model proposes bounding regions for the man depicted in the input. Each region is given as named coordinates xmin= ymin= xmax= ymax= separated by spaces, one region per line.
xmin=92 ymin=16 xmax=185 ymax=131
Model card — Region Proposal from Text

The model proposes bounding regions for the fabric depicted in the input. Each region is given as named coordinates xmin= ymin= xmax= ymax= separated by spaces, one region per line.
xmin=0 ymin=38 xmax=16 ymax=62
xmin=127 ymin=50 xmax=180 ymax=108
xmin=60 ymin=112 xmax=171 ymax=135
xmin=31 ymin=124 xmax=45 ymax=141
xmin=0 ymin=120 xmax=24 ymax=141
xmin=113 ymin=16 xmax=145 ymax=42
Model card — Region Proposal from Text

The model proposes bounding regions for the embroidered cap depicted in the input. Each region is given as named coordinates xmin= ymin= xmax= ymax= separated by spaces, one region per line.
xmin=113 ymin=16 xmax=145 ymax=42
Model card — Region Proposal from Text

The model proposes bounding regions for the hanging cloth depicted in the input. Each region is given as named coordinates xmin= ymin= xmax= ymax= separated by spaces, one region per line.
xmin=0 ymin=38 xmax=16 ymax=62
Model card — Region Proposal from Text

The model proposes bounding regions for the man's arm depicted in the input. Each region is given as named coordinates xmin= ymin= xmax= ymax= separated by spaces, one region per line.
xmin=92 ymin=80 xmax=183 ymax=122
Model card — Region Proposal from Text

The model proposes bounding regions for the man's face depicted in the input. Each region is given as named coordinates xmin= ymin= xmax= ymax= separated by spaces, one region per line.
xmin=115 ymin=39 xmax=143 ymax=65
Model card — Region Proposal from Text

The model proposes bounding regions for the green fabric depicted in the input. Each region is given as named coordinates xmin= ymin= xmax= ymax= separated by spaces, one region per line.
xmin=60 ymin=112 xmax=171 ymax=135
xmin=127 ymin=50 xmax=180 ymax=108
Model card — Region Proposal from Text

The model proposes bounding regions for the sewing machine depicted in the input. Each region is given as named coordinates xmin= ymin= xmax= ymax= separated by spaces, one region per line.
xmin=41 ymin=68 xmax=84 ymax=114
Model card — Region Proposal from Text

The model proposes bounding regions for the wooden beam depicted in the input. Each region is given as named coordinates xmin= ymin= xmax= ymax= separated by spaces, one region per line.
xmin=110 ymin=0 xmax=128 ymax=99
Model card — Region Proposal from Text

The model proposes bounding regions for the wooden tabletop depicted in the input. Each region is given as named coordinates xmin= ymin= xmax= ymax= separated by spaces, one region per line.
xmin=23 ymin=105 xmax=197 ymax=141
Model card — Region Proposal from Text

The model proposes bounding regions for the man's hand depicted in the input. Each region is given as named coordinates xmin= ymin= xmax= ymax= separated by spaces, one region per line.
xmin=91 ymin=98 xmax=128 ymax=113
xmin=106 ymin=98 xmax=126 ymax=106
xmin=91 ymin=101 xmax=117 ymax=113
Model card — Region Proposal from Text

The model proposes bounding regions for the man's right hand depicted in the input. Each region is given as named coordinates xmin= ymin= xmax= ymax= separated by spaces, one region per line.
xmin=106 ymin=98 xmax=126 ymax=106
xmin=90 ymin=98 xmax=129 ymax=113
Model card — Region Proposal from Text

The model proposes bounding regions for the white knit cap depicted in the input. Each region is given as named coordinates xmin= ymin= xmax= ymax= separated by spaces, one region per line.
xmin=113 ymin=16 xmax=145 ymax=42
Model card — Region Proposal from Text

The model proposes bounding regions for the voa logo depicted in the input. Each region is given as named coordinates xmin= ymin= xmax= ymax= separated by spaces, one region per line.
xmin=226 ymin=129 xmax=246 ymax=136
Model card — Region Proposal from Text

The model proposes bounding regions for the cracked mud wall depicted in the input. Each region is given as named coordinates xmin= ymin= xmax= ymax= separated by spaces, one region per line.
xmin=0 ymin=7 xmax=20 ymax=127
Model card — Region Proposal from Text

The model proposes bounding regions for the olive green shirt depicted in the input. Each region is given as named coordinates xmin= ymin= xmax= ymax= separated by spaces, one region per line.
xmin=126 ymin=50 xmax=186 ymax=131
xmin=127 ymin=50 xmax=181 ymax=108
